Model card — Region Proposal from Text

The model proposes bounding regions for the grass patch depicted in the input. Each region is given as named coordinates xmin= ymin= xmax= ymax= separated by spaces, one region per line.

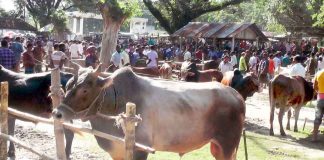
xmin=148 ymin=130 xmax=324 ymax=160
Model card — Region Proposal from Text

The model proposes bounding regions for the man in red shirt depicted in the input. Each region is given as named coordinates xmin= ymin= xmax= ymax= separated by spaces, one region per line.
xmin=195 ymin=46 xmax=203 ymax=60
xmin=268 ymin=54 xmax=275 ymax=81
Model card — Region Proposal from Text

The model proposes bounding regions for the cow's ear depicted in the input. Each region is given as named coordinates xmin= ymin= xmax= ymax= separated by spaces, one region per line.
xmin=97 ymin=76 xmax=112 ymax=88
xmin=0 ymin=65 xmax=2 ymax=70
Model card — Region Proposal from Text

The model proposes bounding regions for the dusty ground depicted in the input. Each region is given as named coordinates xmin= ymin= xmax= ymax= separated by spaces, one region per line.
xmin=6 ymin=89 xmax=324 ymax=160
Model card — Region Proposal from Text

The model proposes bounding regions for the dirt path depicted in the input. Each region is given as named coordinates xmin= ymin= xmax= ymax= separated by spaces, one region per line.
xmin=7 ymin=89 xmax=324 ymax=159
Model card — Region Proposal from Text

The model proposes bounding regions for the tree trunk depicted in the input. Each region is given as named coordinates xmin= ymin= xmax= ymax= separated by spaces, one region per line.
xmin=99 ymin=16 xmax=124 ymax=67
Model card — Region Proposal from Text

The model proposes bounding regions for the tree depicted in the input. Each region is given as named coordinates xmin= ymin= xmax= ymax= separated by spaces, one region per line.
xmin=143 ymin=0 xmax=246 ymax=34
xmin=23 ymin=0 xmax=69 ymax=40
xmin=196 ymin=0 xmax=286 ymax=34
xmin=269 ymin=0 xmax=324 ymax=36
xmin=70 ymin=0 xmax=139 ymax=66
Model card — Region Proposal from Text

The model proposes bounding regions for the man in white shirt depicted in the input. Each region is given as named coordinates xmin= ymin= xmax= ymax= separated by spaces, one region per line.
xmin=51 ymin=43 xmax=68 ymax=69
xmin=219 ymin=55 xmax=233 ymax=74
xmin=120 ymin=50 xmax=130 ymax=66
xmin=249 ymin=52 xmax=258 ymax=74
xmin=146 ymin=45 xmax=158 ymax=68
xmin=230 ymin=51 xmax=237 ymax=68
xmin=69 ymin=41 xmax=80 ymax=59
xmin=289 ymin=55 xmax=306 ymax=78
xmin=273 ymin=52 xmax=281 ymax=74
xmin=110 ymin=45 xmax=123 ymax=68
xmin=183 ymin=46 xmax=191 ymax=61
xmin=77 ymin=41 xmax=84 ymax=58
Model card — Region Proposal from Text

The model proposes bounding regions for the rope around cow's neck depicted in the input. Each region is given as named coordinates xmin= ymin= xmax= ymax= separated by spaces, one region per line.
xmin=60 ymin=85 xmax=118 ymax=120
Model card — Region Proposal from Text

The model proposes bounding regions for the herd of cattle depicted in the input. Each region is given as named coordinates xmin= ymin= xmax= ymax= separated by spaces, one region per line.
xmin=0 ymin=59 xmax=316 ymax=160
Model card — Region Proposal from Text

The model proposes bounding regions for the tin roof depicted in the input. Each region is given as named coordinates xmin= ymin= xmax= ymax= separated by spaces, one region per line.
xmin=172 ymin=22 xmax=268 ymax=41
xmin=0 ymin=18 xmax=37 ymax=32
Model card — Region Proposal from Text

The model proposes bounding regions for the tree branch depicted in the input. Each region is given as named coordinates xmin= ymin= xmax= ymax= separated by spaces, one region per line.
xmin=143 ymin=0 xmax=173 ymax=34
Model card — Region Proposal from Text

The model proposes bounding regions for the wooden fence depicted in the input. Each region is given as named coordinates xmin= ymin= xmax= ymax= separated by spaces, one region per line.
xmin=0 ymin=69 xmax=155 ymax=160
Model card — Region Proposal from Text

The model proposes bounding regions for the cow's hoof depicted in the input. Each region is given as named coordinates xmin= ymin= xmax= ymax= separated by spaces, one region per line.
xmin=8 ymin=151 xmax=15 ymax=157
xmin=280 ymin=132 xmax=286 ymax=136
xmin=286 ymin=126 xmax=290 ymax=130
xmin=294 ymin=129 xmax=298 ymax=132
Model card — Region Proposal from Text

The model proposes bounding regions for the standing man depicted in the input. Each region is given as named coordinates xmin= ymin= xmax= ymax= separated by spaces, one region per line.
xmin=249 ymin=52 xmax=259 ymax=75
xmin=268 ymin=54 xmax=275 ymax=81
xmin=230 ymin=51 xmax=237 ymax=68
xmin=273 ymin=52 xmax=282 ymax=75
xmin=219 ymin=55 xmax=233 ymax=74
xmin=146 ymin=45 xmax=158 ymax=68
xmin=110 ymin=45 xmax=123 ymax=69
xmin=289 ymin=55 xmax=306 ymax=78
xmin=183 ymin=46 xmax=192 ymax=61
xmin=258 ymin=53 xmax=269 ymax=89
xmin=33 ymin=40 xmax=45 ymax=73
xmin=312 ymin=69 xmax=324 ymax=142
xmin=239 ymin=52 xmax=247 ymax=74
xmin=69 ymin=40 xmax=81 ymax=59
xmin=11 ymin=37 xmax=24 ymax=72
xmin=51 ymin=43 xmax=68 ymax=70
xmin=306 ymin=52 xmax=318 ymax=80
xmin=22 ymin=43 xmax=35 ymax=74
xmin=0 ymin=40 xmax=16 ymax=70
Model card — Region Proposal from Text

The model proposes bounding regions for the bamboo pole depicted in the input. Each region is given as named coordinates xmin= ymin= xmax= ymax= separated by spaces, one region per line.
xmin=0 ymin=82 xmax=8 ymax=159
xmin=0 ymin=133 xmax=54 ymax=160
xmin=50 ymin=68 xmax=67 ymax=160
xmin=7 ymin=108 xmax=155 ymax=154
xmin=243 ymin=129 xmax=248 ymax=160
xmin=125 ymin=103 xmax=137 ymax=160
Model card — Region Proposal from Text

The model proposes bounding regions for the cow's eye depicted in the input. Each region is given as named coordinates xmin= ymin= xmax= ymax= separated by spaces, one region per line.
xmin=83 ymin=90 xmax=87 ymax=93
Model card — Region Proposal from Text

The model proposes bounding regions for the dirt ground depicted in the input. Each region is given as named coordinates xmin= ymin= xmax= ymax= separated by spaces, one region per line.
xmin=7 ymin=89 xmax=324 ymax=160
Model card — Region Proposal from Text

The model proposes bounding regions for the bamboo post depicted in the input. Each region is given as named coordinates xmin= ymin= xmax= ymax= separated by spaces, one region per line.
xmin=0 ymin=82 xmax=8 ymax=159
xmin=125 ymin=103 xmax=136 ymax=160
xmin=303 ymin=118 xmax=307 ymax=131
xmin=243 ymin=129 xmax=248 ymax=160
xmin=50 ymin=68 xmax=67 ymax=160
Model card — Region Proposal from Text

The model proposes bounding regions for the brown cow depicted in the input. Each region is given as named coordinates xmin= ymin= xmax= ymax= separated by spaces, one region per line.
xmin=131 ymin=67 xmax=160 ymax=77
xmin=53 ymin=67 xmax=245 ymax=160
xmin=221 ymin=70 xmax=260 ymax=100
xmin=269 ymin=75 xmax=315 ymax=136
xmin=159 ymin=62 xmax=173 ymax=79
xmin=180 ymin=61 xmax=223 ymax=82
xmin=198 ymin=69 xmax=223 ymax=82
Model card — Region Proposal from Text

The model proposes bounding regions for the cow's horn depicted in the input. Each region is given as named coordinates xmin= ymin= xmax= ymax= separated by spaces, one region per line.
xmin=94 ymin=63 xmax=103 ymax=76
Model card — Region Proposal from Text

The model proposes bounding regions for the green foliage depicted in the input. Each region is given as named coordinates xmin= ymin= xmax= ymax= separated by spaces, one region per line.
xmin=70 ymin=0 xmax=140 ymax=22
xmin=312 ymin=4 xmax=324 ymax=27
xmin=143 ymin=0 xmax=245 ymax=34
xmin=269 ymin=0 xmax=324 ymax=36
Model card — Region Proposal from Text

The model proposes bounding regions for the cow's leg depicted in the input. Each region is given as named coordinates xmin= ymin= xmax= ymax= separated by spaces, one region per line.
xmin=8 ymin=118 xmax=16 ymax=157
xmin=278 ymin=108 xmax=286 ymax=136
xmin=293 ymin=107 xmax=301 ymax=132
xmin=269 ymin=104 xmax=275 ymax=136
xmin=286 ymin=109 xmax=291 ymax=130
xmin=134 ymin=150 xmax=148 ymax=160
xmin=64 ymin=124 xmax=74 ymax=159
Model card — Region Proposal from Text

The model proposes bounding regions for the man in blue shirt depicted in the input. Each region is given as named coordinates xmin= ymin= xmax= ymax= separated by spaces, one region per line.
xmin=0 ymin=40 xmax=16 ymax=70
xmin=11 ymin=37 xmax=24 ymax=72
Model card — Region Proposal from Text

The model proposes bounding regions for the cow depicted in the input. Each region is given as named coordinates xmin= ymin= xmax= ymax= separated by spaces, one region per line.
xmin=159 ymin=62 xmax=173 ymax=79
xmin=53 ymin=66 xmax=246 ymax=160
xmin=269 ymin=74 xmax=315 ymax=136
xmin=131 ymin=67 xmax=160 ymax=77
xmin=180 ymin=61 xmax=223 ymax=82
xmin=221 ymin=70 xmax=260 ymax=100
xmin=0 ymin=65 xmax=75 ymax=158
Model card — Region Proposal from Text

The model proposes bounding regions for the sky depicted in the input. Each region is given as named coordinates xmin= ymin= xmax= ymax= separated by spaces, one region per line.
xmin=0 ymin=0 xmax=15 ymax=11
